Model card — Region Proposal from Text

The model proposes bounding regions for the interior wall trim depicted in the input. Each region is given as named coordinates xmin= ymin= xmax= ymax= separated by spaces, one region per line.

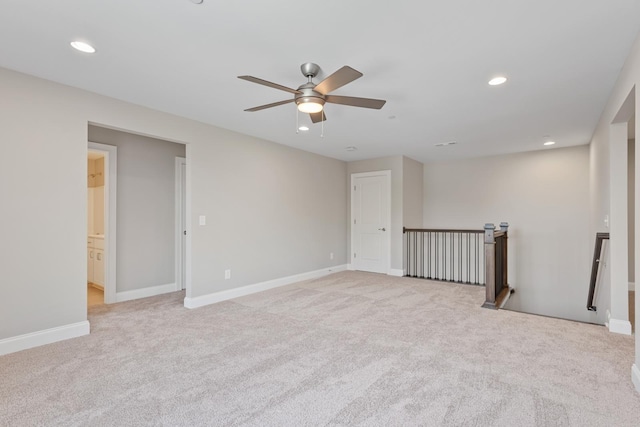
xmin=184 ymin=265 xmax=347 ymax=309
xmin=0 ymin=321 xmax=90 ymax=356
xmin=115 ymin=283 xmax=177 ymax=303
xmin=632 ymin=364 xmax=640 ymax=392
xmin=609 ymin=318 xmax=633 ymax=335
xmin=388 ymin=269 xmax=404 ymax=277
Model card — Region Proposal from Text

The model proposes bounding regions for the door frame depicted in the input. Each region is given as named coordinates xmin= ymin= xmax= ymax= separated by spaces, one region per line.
xmin=174 ymin=156 xmax=187 ymax=291
xmin=88 ymin=142 xmax=117 ymax=304
xmin=350 ymin=170 xmax=391 ymax=274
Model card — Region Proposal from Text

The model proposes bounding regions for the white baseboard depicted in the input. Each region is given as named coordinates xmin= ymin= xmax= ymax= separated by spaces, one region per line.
xmin=184 ymin=264 xmax=347 ymax=309
xmin=348 ymin=264 xmax=405 ymax=277
xmin=630 ymin=282 xmax=636 ymax=291
xmin=0 ymin=321 xmax=90 ymax=356
xmin=388 ymin=269 xmax=405 ymax=277
xmin=608 ymin=318 xmax=633 ymax=335
xmin=116 ymin=282 xmax=176 ymax=303
xmin=633 ymin=364 xmax=640 ymax=393
xmin=89 ymin=283 xmax=104 ymax=291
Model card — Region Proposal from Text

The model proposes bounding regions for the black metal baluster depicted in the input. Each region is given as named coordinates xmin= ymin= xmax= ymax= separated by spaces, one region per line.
xmin=428 ymin=232 xmax=431 ymax=279
xmin=413 ymin=233 xmax=418 ymax=277
xmin=420 ymin=232 xmax=424 ymax=278
xmin=450 ymin=232 xmax=454 ymax=282
xmin=458 ymin=233 xmax=462 ymax=282
xmin=405 ymin=231 xmax=409 ymax=276
xmin=475 ymin=233 xmax=479 ymax=284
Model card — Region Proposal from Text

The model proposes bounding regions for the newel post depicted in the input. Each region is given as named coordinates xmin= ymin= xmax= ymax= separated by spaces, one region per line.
xmin=482 ymin=223 xmax=497 ymax=309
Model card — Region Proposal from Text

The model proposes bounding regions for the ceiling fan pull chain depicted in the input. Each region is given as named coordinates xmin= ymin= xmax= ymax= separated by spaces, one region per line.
xmin=296 ymin=107 xmax=299 ymax=134
xmin=321 ymin=113 xmax=324 ymax=138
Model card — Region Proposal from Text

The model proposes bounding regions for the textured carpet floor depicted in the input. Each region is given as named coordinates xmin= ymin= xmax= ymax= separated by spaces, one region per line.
xmin=1 ymin=271 xmax=639 ymax=426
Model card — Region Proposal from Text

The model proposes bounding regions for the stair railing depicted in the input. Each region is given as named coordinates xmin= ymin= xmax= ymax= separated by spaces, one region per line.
xmin=403 ymin=222 xmax=511 ymax=309
xmin=587 ymin=232 xmax=610 ymax=311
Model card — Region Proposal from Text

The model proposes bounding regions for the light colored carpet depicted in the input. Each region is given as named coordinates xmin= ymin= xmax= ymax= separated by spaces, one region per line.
xmin=1 ymin=271 xmax=639 ymax=426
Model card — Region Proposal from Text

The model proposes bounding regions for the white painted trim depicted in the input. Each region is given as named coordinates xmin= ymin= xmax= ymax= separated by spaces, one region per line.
xmin=388 ymin=269 xmax=404 ymax=277
xmin=608 ymin=318 xmax=633 ymax=335
xmin=184 ymin=144 xmax=193 ymax=299
xmin=175 ymin=157 xmax=187 ymax=291
xmin=115 ymin=283 xmax=177 ymax=303
xmin=632 ymin=364 xmax=640 ymax=393
xmin=89 ymin=283 xmax=104 ymax=291
xmin=347 ymin=264 xmax=355 ymax=271
xmin=184 ymin=265 xmax=347 ymax=309
xmin=0 ymin=321 xmax=90 ymax=356
xmin=88 ymin=142 xmax=117 ymax=304
xmin=629 ymin=282 xmax=635 ymax=291
xmin=350 ymin=170 xmax=392 ymax=274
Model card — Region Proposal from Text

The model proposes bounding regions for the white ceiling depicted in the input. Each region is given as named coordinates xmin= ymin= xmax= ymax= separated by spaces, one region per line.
xmin=1 ymin=0 xmax=639 ymax=163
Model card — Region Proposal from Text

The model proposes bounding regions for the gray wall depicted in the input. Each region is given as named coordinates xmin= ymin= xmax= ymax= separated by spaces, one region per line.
xmin=402 ymin=157 xmax=424 ymax=230
xmin=88 ymin=126 xmax=186 ymax=293
xmin=423 ymin=146 xmax=595 ymax=323
xmin=0 ymin=66 xmax=347 ymax=341
xmin=191 ymin=133 xmax=347 ymax=296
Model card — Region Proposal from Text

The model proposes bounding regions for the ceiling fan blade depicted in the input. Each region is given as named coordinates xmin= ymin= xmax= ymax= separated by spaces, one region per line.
xmin=325 ymin=95 xmax=386 ymax=109
xmin=244 ymin=99 xmax=294 ymax=112
xmin=238 ymin=75 xmax=302 ymax=94
xmin=309 ymin=111 xmax=327 ymax=123
xmin=313 ymin=66 xmax=363 ymax=95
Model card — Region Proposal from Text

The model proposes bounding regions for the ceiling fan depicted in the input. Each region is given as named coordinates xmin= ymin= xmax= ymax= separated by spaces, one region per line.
xmin=238 ymin=63 xmax=386 ymax=123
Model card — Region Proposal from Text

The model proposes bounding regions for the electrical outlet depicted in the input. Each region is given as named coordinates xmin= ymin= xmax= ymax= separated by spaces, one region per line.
xmin=330 ymin=252 xmax=334 ymax=260
xmin=224 ymin=269 xmax=231 ymax=279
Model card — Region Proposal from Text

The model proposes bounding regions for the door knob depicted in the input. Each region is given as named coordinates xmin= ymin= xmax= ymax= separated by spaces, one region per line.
xmin=378 ymin=228 xmax=386 ymax=231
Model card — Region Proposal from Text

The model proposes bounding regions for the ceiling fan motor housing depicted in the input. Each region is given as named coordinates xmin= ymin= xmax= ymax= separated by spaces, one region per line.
xmin=295 ymin=82 xmax=325 ymax=107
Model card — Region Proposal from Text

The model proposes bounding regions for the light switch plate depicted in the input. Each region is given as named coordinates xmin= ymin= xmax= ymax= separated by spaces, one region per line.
xmin=199 ymin=215 xmax=206 ymax=226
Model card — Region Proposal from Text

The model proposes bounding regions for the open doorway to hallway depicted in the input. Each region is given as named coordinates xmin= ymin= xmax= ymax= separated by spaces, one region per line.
xmin=87 ymin=150 xmax=106 ymax=306
xmin=86 ymin=125 xmax=187 ymax=308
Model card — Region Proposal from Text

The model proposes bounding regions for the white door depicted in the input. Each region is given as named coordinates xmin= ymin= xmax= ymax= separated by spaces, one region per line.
xmin=352 ymin=171 xmax=390 ymax=274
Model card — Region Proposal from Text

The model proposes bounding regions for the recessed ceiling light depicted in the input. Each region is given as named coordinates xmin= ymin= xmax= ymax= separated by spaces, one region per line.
xmin=70 ymin=41 xmax=96 ymax=53
xmin=345 ymin=146 xmax=358 ymax=151
xmin=298 ymin=126 xmax=309 ymax=131
xmin=488 ymin=76 xmax=507 ymax=86
xmin=544 ymin=141 xmax=556 ymax=146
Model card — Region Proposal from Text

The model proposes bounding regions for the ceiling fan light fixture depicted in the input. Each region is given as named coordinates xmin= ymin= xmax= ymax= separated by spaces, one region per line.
xmin=296 ymin=97 xmax=324 ymax=113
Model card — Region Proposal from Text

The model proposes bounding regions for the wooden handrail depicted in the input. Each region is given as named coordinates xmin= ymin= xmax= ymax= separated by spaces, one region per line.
xmin=587 ymin=232 xmax=610 ymax=311
xmin=403 ymin=227 xmax=483 ymax=234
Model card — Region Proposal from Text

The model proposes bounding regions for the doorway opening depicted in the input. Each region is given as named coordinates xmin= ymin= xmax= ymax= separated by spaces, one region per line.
xmin=609 ymin=87 xmax=635 ymax=335
xmin=87 ymin=142 xmax=117 ymax=305
xmin=87 ymin=125 xmax=188 ymax=307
